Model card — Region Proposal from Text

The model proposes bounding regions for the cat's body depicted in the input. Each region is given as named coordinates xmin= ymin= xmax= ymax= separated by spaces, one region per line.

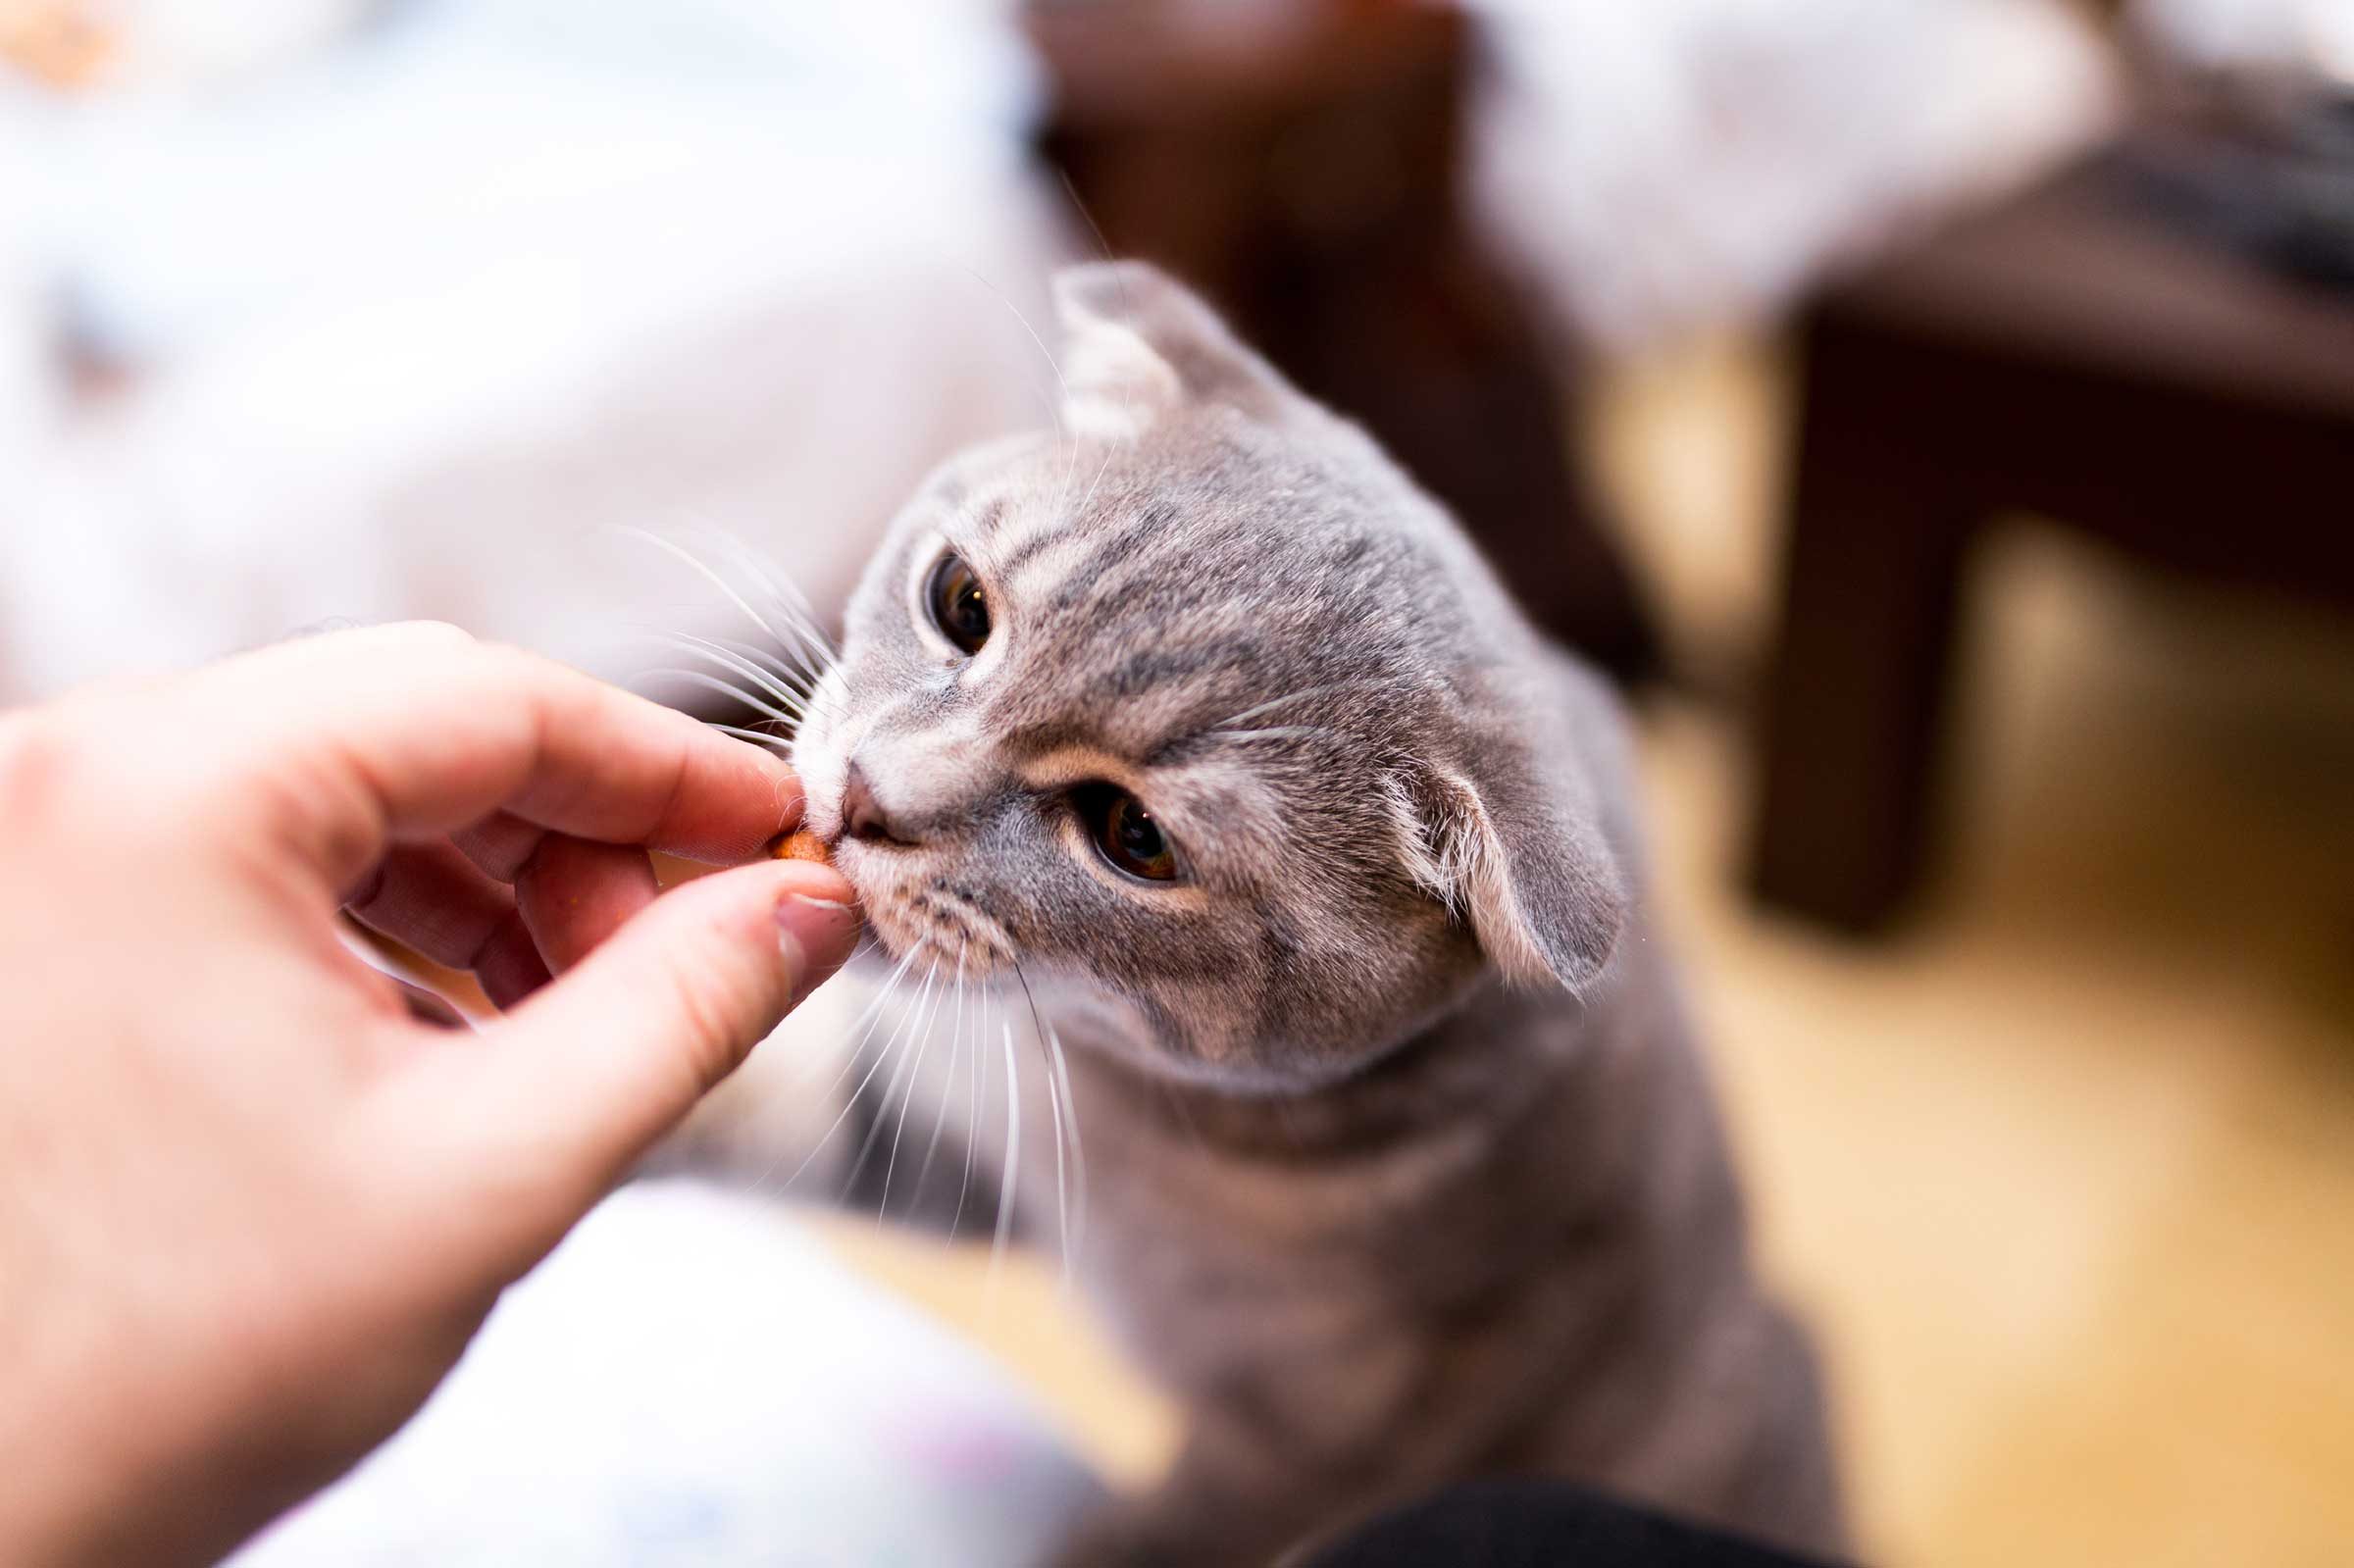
xmin=1053 ymin=676 xmax=1838 ymax=1565
xmin=676 ymin=264 xmax=1840 ymax=1564
xmin=1049 ymin=716 xmax=1840 ymax=1562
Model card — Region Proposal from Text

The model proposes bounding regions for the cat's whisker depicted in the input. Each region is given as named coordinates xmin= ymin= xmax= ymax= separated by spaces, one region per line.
xmin=644 ymin=519 xmax=835 ymax=677
xmin=750 ymin=940 xmax=922 ymax=1191
xmin=1043 ymin=1031 xmax=1074 ymax=1289
xmin=838 ymin=936 xmax=887 ymax=984
xmin=840 ymin=954 xmax=939 ymax=1185
xmin=644 ymin=668 xmax=802 ymax=728
xmin=710 ymin=722 xmax=792 ymax=754
xmin=857 ymin=952 xmax=952 ymax=1215
xmin=1057 ymin=167 xmax=1123 ymax=277
xmin=1047 ymin=1017 xmax=1088 ymax=1275
xmin=691 ymin=527 xmax=841 ymax=672
xmin=909 ymin=947 xmax=972 ymax=1213
xmin=622 ymin=616 xmax=806 ymax=684
xmin=1070 ymin=439 xmax=1118 ymax=527
xmin=1014 ymin=962 xmax=1082 ymax=1288
xmin=986 ymin=1016 xmax=1021 ymax=1303
xmin=770 ymin=656 xmax=857 ymax=744
xmin=734 ymin=582 xmax=834 ymax=688
xmin=802 ymin=671 xmax=857 ymax=733
xmin=1054 ymin=179 xmax=1154 ymax=521
xmin=956 ymin=265 xmax=1083 ymax=517
xmin=617 ymin=525 xmax=804 ymax=659
xmin=1050 ymin=175 xmax=1133 ymax=519
xmin=958 ymin=267 xmax=1070 ymax=426
xmin=955 ymin=980 xmax=990 ymax=1242
xmin=616 ymin=524 xmax=844 ymax=750
xmin=1049 ymin=416 xmax=1079 ymax=524
xmin=1204 ymin=725 xmax=1336 ymax=744
xmin=705 ymin=632 xmax=820 ymax=699
xmin=642 ymin=632 xmax=810 ymax=713
xmin=721 ymin=532 xmax=838 ymax=656
xmin=776 ymin=938 xmax=913 ymax=1098
xmin=626 ymin=671 xmax=793 ymax=730
xmin=775 ymin=947 xmax=936 ymax=1195
xmin=654 ymin=627 xmax=814 ymax=698
xmin=1207 ymin=678 xmax=1422 ymax=733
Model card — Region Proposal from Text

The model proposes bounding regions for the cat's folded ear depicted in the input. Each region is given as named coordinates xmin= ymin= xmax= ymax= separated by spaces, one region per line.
xmin=1052 ymin=263 xmax=1300 ymax=438
xmin=1389 ymin=723 xmax=1628 ymax=994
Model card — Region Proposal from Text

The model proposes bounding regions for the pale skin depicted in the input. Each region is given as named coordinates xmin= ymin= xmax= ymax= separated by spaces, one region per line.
xmin=0 ymin=623 xmax=859 ymax=1568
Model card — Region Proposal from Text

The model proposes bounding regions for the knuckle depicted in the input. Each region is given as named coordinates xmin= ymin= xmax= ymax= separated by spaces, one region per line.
xmin=254 ymin=747 xmax=383 ymax=887
xmin=0 ymin=708 xmax=165 ymax=863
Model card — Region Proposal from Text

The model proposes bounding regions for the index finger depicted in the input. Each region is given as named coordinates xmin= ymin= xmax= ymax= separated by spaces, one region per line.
xmin=178 ymin=623 xmax=802 ymax=892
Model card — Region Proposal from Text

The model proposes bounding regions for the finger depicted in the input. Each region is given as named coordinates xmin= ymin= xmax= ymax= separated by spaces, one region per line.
xmin=392 ymin=981 xmax=470 ymax=1030
xmin=474 ymin=922 xmax=555 ymax=1011
xmin=386 ymin=828 xmax=652 ymax=1003
xmin=437 ymin=858 xmax=860 ymax=1224
xmin=345 ymin=839 xmax=522 ymax=973
xmin=450 ymin=811 xmax=546 ymax=883
xmin=342 ymin=839 xmax=552 ymax=1009
xmin=450 ymin=806 xmax=664 ymax=968
xmin=176 ymin=624 xmax=803 ymax=894
xmin=513 ymin=835 xmax=658 ymax=975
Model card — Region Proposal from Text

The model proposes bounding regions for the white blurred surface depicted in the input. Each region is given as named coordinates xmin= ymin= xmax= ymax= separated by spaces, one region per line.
xmin=226 ymin=1180 xmax=1100 ymax=1568
xmin=2134 ymin=0 xmax=2354 ymax=75
xmin=0 ymin=0 xmax=1067 ymax=702
xmin=0 ymin=0 xmax=2142 ymax=702
xmin=1469 ymin=0 xmax=2120 ymax=348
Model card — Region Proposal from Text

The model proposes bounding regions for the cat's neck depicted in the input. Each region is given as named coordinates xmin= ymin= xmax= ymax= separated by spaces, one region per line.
xmin=1064 ymin=967 xmax=1611 ymax=1166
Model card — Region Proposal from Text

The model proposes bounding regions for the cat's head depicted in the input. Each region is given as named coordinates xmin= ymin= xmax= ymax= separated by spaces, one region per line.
xmin=793 ymin=264 xmax=1625 ymax=1089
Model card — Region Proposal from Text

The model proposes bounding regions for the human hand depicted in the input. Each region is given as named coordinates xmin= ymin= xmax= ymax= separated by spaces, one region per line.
xmin=0 ymin=623 xmax=857 ymax=1567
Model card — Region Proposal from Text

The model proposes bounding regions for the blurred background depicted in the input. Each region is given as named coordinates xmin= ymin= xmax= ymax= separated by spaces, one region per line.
xmin=6 ymin=1 xmax=2353 ymax=1564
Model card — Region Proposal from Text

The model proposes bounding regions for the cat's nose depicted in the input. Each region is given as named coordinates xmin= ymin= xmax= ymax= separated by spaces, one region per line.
xmin=841 ymin=761 xmax=906 ymax=845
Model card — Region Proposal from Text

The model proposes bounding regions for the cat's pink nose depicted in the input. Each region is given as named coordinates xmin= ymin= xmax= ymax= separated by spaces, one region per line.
xmin=842 ymin=761 xmax=902 ymax=845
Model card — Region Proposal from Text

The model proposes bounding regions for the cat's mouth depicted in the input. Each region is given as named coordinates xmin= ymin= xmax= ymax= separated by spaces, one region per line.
xmin=791 ymin=683 xmax=1015 ymax=976
xmin=832 ymin=837 xmax=1017 ymax=979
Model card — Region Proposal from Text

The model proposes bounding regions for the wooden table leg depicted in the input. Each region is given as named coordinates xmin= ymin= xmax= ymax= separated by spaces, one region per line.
xmin=1023 ymin=0 xmax=1662 ymax=685
xmin=1747 ymin=324 xmax=1978 ymax=932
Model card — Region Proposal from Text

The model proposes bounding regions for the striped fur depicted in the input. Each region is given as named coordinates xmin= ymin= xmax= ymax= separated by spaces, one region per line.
xmin=760 ymin=265 xmax=1842 ymax=1563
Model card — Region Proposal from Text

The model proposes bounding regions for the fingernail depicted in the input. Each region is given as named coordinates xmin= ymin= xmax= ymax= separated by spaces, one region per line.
xmin=777 ymin=890 xmax=858 ymax=1010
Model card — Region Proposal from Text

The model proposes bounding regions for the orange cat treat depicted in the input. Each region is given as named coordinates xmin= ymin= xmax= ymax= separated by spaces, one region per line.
xmin=772 ymin=830 xmax=832 ymax=867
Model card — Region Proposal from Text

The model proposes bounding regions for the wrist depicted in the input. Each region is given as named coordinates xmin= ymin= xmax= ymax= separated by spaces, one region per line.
xmin=0 ymin=1245 xmax=290 ymax=1568
xmin=0 ymin=1290 xmax=146 ymax=1566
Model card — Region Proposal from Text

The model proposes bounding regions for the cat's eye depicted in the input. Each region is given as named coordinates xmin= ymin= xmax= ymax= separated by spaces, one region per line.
xmin=1075 ymin=784 xmax=1180 ymax=883
xmin=927 ymin=551 xmax=991 ymax=655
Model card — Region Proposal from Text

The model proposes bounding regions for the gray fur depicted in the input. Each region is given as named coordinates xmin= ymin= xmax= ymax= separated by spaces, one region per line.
xmin=762 ymin=264 xmax=1841 ymax=1564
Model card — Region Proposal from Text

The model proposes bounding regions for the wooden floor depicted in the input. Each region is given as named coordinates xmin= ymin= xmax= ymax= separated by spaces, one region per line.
xmin=827 ymin=336 xmax=2354 ymax=1565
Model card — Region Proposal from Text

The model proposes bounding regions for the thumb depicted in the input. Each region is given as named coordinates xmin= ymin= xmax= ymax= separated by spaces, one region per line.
xmin=464 ymin=856 xmax=859 ymax=1204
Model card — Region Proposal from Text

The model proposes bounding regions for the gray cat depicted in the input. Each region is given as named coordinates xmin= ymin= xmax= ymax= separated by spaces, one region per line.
xmin=687 ymin=264 xmax=1843 ymax=1566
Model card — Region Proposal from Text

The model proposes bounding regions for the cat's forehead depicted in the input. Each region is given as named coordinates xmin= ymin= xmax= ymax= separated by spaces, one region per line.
xmin=968 ymin=473 xmax=1426 ymax=728
xmin=955 ymin=420 xmax=1428 ymax=621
